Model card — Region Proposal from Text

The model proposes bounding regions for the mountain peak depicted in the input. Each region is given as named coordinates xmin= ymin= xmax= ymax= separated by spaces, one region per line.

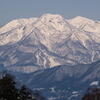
xmin=74 ymin=16 xmax=89 ymax=20
xmin=40 ymin=13 xmax=63 ymax=18
xmin=39 ymin=13 xmax=65 ymax=23
xmin=34 ymin=13 xmax=71 ymax=32
xmin=69 ymin=16 xmax=94 ymax=24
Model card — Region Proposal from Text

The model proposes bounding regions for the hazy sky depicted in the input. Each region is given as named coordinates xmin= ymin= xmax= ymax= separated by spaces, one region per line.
xmin=0 ymin=0 xmax=100 ymax=26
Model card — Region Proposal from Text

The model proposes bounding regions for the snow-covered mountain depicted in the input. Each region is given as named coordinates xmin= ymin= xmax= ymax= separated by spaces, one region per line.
xmin=0 ymin=13 xmax=100 ymax=100
xmin=0 ymin=14 xmax=100 ymax=73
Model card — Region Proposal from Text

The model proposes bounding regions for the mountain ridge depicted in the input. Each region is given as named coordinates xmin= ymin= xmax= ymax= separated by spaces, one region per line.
xmin=4 ymin=60 xmax=100 ymax=100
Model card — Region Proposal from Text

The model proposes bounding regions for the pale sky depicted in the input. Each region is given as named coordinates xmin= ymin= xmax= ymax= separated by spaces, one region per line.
xmin=0 ymin=0 xmax=100 ymax=26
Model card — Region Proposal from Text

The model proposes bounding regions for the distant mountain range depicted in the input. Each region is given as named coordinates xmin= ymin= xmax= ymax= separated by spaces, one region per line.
xmin=0 ymin=14 xmax=100 ymax=100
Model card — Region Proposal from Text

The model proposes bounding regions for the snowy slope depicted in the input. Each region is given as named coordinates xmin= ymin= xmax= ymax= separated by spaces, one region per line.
xmin=68 ymin=16 xmax=100 ymax=43
xmin=68 ymin=16 xmax=100 ymax=33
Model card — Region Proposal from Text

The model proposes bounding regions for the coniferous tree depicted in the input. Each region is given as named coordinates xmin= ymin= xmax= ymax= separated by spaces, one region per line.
xmin=33 ymin=91 xmax=46 ymax=100
xmin=82 ymin=87 xmax=100 ymax=100
xmin=19 ymin=85 xmax=36 ymax=100
xmin=0 ymin=73 xmax=18 ymax=100
xmin=0 ymin=72 xmax=46 ymax=100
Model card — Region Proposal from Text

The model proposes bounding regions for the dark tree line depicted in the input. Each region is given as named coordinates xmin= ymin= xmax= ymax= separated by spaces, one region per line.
xmin=82 ymin=86 xmax=100 ymax=100
xmin=0 ymin=73 xmax=45 ymax=100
